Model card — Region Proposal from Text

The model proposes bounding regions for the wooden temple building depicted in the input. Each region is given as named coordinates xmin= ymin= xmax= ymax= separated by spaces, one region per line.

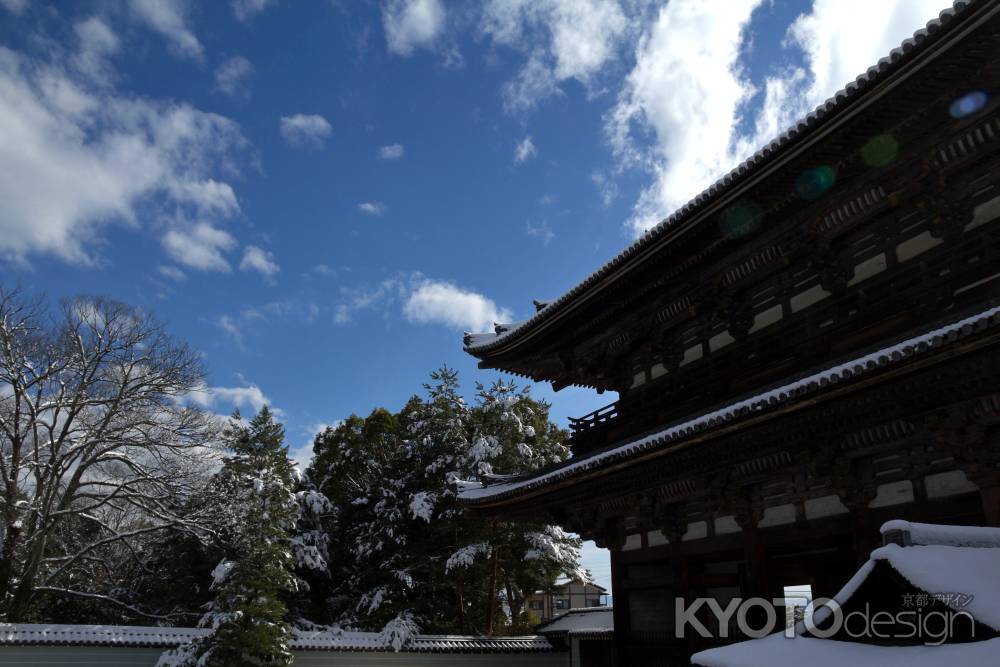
xmin=460 ymin=1 xmax=1000 ymax=664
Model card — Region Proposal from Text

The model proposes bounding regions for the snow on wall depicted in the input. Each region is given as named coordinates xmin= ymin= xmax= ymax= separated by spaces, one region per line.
xmin=460 ymin=305 xmax=1000 ymax=504
xmin=0 ymin=623 xmax=554 ymax=653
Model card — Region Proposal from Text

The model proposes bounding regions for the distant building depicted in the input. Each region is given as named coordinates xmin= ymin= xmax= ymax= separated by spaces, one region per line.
xmin=526 ymin=580 xmax=608 ymax=621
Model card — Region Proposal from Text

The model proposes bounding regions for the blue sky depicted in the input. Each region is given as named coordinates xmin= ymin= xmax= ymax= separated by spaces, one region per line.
xmin=0 ymin=0 xmax=950 ymax=591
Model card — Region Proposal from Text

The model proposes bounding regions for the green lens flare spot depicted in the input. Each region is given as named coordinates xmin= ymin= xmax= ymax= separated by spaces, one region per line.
xmin=861 ymin=134 xmax=898 ymax=167
xmin=795 ymin=166 xmax=837 ymax=201
xmin=719 ymin=200 xmax=763 ymax=238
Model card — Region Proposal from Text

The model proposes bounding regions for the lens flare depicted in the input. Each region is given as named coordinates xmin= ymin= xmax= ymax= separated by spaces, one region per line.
xmin=949 ymin=91 xmax=988 ymax=119
xmin=795 ymin=166 xmax=837 ymax=201
xmin=861 ymin=134 xmax=898 ymax=167
xmin=719 ymin=200 xmax=763 ymax=238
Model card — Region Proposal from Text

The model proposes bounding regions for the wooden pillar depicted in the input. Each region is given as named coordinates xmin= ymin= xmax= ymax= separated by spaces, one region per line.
xmin=742 ymin=522 xmax=768 ymax=598
xmin=981 ymin=485 xmax=1000 ymax=527
xmin=609 ymin=549 xmax=629 ymax=667
xmin=849 ymin=506 xmax=878 ymax=564
xmin=597 ymin=517 xmax=628 ymax=667
xmin=838 ymin=458 xmax=878 ymax=565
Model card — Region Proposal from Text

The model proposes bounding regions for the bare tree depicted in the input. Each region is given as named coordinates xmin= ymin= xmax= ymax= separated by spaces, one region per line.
xmin=0 ymin=287 xmax=220 ymax=621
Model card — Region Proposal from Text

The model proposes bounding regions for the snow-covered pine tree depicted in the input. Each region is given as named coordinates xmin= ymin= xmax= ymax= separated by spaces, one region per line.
xmin=309 ymin=408 xmax=410 ymax=629
xmin=158 ymin=407 xmax=300 ymax=667
xmin=311 ymin=368 xmax=587 ymax=636
xmin=443 ymin=379 xmax=586 ymax=634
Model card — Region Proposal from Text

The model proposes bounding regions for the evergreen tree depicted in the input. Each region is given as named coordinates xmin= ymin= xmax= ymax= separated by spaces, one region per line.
xmin=310 ymin=368 xmax=587 ymax=636
xmin=158 ymin=408 xmax=300 ymax=667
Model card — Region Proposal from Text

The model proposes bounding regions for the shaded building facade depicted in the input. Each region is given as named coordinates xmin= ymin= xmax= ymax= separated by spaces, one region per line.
xmin=459 ymin=1 xmax=1000 ymax=664
xmin=526 ymin=580 xmax=609 ymax=622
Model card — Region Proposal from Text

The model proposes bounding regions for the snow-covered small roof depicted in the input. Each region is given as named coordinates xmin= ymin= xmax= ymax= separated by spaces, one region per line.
xmin=867 ymin=543 xmax=1000 ymax=631
xmin=695 ymin=520 xmax=1000 ymax=667
xmin=803 ymin=521 xmax=1000 ymax=632
xmin=460 ymin=305 xmax=1000 ymax=504
xmin=536 ymin=606 xmax=614 ymax=636
xmin=880 ymin=520 xmax=1000 ymax=548
xmin=0 ymin=624 xmax=554 ymax=653
xmin=692 ymin=633 xmax=1000 ymax=667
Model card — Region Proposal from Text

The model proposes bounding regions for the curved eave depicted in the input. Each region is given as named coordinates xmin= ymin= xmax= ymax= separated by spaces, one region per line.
xmin=463 ymin=0 xmax=991 ymax=363
xmin=460 ymin=305 xmax=1000 ymax=509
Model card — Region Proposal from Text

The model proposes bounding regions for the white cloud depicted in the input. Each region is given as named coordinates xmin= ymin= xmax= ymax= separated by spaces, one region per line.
xmin=232 ymin=0 xmax=279 ymax=22
xmin=162 ymin=224 xmax=237 ymax=272
xmin=214 ymin=56 xmax=254 ymax=99
xmin=279 ymin=113 xmax=332 ymax=148
xmin=289 ymin=420 xmax=343 ymax=469
xmin=590 ymin=169 xmax=618 ymax=207
xmin=240 ymin=245 xmax=280 ymax=277
xmin=606 ymin=0 xmax=762 ymax=235
xmin=332 ymin=273 xmax=512 ymax=332
xmin=513 ymin=135 xmax=537 ymax=164
xmin=73 ymin=18 xmax=120 ymax=84
xmin=403 ymin=279 xmax=513 ymax=332
xmin=358 ymin=201 xmax=386 ymax=216
xmin=0 ymin=45 xmax=250 ymax=266
xmin=158 ymin=265 xmax=186 ymax=281
xmin=607 ymin=0 xmax=948 ymax=236
xmin=788 ymin=0 xmax=947 ymax=110
xmin=311 ymin=263 xmax=336 ymax=277
xmin=128 ymin=0 xmax=204 ymax=61
xmin=382 ymin=0 xmax=446 ymax=56
xmin=334 ymin=274 xmax=413 ymax=324
xmin=378 ymin=143 xmax=405 ymax=160
xmin=186 ymin=380 xmax=279 ymax=416
xmin=482 ymin=0 xmax=632 ymax=113
xmin=526 ymin=218 xmax=554 ymax=244
xmin=0 ymin=0 xmax=28 ymax=15
xmin=216 ymin=314 xmax=243 ymax=345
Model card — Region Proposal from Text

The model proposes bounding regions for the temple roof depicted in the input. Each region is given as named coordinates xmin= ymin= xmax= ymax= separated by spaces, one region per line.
xmin=459 ymin=303 xmax=1000 ymax=506
xmin=463 ymin=0 xmax=987 ymax=360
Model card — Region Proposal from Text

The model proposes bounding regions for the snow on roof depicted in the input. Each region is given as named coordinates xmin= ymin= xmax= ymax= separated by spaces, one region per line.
xmin=464 ymin=0 xmax=985 ymax=356
xmin=535 ymin=607 xmax=614 ymax=635
xmin=697 ymin=521 xmax=1000 ymax=666
xmin=692 ymin=633 xmax=1000 ymax=667
xmin=0 ymin=624 xmax=554 ymax=653
xmin=460 ymin=305 xmax=1000 ymax=504
xmin=868 ymin=543 xmax=1000 ymax=631
xmin=880 ymin=520 xmax=1000 ymax=548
